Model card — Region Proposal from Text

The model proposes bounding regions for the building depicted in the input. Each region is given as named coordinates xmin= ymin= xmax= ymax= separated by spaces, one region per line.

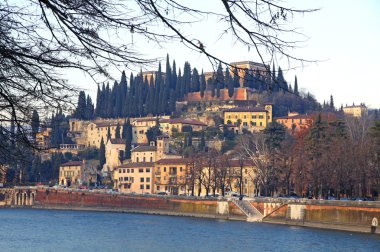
xmin=276 ymin=112 xmax=313 ymax=134
xmin=276 ymin=112 xmax=338 ymax=134
xmin=154 ymin=158 xmax=192 ymax=195
xmin=223 ymin=104 xmax=273 ymax=133
xmin=159 ymin=118 xmax=207 ymax=135
xmin=35 ymin=128 xmax=52 ymax=149
xmin=343 ymin=104 xmax=368 ymax=118
xmin=114 ymin=162 xmax=154 ymax=194
xmin=230 ymin=61 xmax=269 ymax=85
xmin=59 ymin=160 xmax=98 ymax=187
xmin=184 ymin=87 xmax=258 ymax=102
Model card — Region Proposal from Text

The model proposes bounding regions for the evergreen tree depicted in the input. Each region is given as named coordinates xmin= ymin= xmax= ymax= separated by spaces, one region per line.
xmin=271 ymin=62 xmax=276 ymax=92
xmin=124 ymin=118 xmax=132 ymax=160
xmin=216 ymin=63 xmax=224 ymax=89
xmin=183 ymin=62 xmax=192 ymax=94
xmin=169 ymin=89 xmax=176 ymax=114
xmin=74 ymin=91 xmax=86 ymax=119
xmin=330 ymin=95 xmax=335 ymax=111
xmin=86 ymin=95 xmax=94 ymax=120
xmin=226 ymin=67 xmax=234 ymax=98
xmin=115 ymin=122 xmax=121 ymax=139
xmin=107 ymin=125 xmax=111 ymax=142
xmin=243 ymin=68 xmax=250 ymax=88
xmin=95 ymin=85 xmax=102 ymax=117
xmin=172 ymin=60 xmax=177 ymax=90
xmin=209 ymin=74 xmax=216 ymax=97
xmin=176 ymin=68 xmax=182 ymax=99
xmin=165 ymin=53 xmax=172 ymax=92
xmin=191 ymin=68 xmax=200 ymax=92
xmin=122 ymin=119 xmax=127 ymax=139
xmin=200 ymin=70 xmax=206 ymax=98
xmin=276 ymin=67 xmax=288 ymax=92
xmin=31 ymin=110 xmax=40 ymax=140
xmin=233 ymin=67 xmax=240 ymax=88
xmin=294 ymin=75 xmax=299 ymax=95
xmin=99 ymin=137 xmax=106 ymax=170
xmin=199 ymin=131 xmax=206 ymax=151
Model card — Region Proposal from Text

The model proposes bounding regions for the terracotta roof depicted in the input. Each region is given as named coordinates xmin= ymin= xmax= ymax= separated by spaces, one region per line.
xmin=133 ymin=118 xmax=158 ymax=122
xmin=116 ymin=162 xmax=155 ymax=168
xmin=160 ymin=118 xmax=207 ymax=126
xmin=60 ymin=161 xmax=83 ymax=167
xmin=95 ymin=122 xmax=119 ymax=128
xmin=156 ymin=158 xmax=191 ymax=165
xmin=275 ymin=114 xmax=312 ymax=120
xmin=110 ymin=139 xmax=126 ymax=145
xmin=132 ymin=145 xmax=157 ymax=152
xmin=224 ymin=107 xmax=267 ymax=113
xmin=230 ymin=61 xmax=267 ymax=68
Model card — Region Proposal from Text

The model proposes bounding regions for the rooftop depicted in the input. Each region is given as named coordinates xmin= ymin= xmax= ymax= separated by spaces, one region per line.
xmin=132 ymin=145 xmax=157 ymax=152
xmin=156 ymin=158 xmax=191 ymax=165
xmin=117 ymin=162 xmax=155 ymax=168
xmin=60 ymin=161 xmax=83 ymax=167
xmin=223 ymin=107 xmax=268 ymax=113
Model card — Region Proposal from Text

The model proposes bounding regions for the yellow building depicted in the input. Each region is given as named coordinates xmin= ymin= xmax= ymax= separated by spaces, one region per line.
xmin=223 ymin=104 xmax=272 ymax=133
xmin=114 ymin=162 xmax=154 ymax=194
xmin=154 ymin=158 xmax=192 ymax=195
xmin=343 ymin=104 xmax=368 ymax=118
xmin=35 ymin=128 xmax=52 ymax=149
xmin=59 ymin=160 xmax=98 ymax=187
xmin=86 ymin=121 xmax=122 ymax=148
xmin=159 ymin=118 xmax=207 ymax=135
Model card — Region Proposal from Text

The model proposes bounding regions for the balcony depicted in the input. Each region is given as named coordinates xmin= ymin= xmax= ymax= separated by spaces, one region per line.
xmin=155 ymin=172 xmax=161 ymax=177
xmin=169 ymin=172 xmax=177 ymax=178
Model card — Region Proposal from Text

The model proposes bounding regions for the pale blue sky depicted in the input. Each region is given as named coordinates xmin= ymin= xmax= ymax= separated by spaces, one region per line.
xmin=73 ymin=0 xmax=380 ymax=109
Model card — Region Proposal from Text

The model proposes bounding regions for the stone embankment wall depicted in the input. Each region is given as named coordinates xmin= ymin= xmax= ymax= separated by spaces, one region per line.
xmin=251 ymin=198 xmax=380 ymax=234
xmin=33 ymin=189 xmax=246 ymax=220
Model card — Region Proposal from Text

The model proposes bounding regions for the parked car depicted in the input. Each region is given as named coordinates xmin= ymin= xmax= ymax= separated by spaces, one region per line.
xmin=157 ymin=192 xmax=168 ymax=195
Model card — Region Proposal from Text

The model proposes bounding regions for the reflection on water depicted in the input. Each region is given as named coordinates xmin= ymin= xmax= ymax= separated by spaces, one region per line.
xmin=0 ymin=209 xmax=379 ymax=252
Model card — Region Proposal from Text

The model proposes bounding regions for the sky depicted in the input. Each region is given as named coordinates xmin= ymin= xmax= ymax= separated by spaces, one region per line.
xmin=71 ymin=0 xmax=380 ymax=109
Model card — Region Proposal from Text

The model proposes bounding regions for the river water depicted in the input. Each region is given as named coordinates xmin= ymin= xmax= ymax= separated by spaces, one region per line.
xmin=0 ymin=209 xmax=379 ymax=252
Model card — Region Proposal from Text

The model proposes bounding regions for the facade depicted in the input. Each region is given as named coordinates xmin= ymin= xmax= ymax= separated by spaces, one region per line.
xmin=154 ymin=158 xmax=192 ymax=195
xmin=59 ymin=160 xmax=98 ymax=187
xmin=230 ymin=61 xmax=269 ymax=85
xmin=224 ymin=104 xmax=273 ymax=133
xmin=35 ymin=128 xmax=52 ymax=149
xmin=159 ymin=118 xmax=207 ymax=135
xmin=184 ymin=87 xmax=257 ymax=102
xmin=103 ymin=139 xmax=126 ymax=173
xmin=343 ymin=105 xmax=368 ymax=117
xmin=86 ymin=121 xmax=122 ymax=148
xmin=276 ymin=112 xmax=313 ymax=134
xmin=114 ymin=162 xmax=154 ymax=194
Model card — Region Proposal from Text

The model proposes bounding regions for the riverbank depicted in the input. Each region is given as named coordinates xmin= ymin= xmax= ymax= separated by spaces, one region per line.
xmin=2 ymin=187 xmax=380 ymax=235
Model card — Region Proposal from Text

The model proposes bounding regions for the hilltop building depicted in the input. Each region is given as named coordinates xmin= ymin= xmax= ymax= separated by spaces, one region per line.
xmin=223 ymin=104 xmax=273 ymax=133
xmin=343 ymin=104 xmax=368 ymax=118
xmin=59 ymin=160 xmax=98 ymax=187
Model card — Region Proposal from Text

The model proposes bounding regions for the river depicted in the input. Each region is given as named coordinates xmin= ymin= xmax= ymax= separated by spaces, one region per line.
xmin=0 ymin=209 xmax=379 ymax=251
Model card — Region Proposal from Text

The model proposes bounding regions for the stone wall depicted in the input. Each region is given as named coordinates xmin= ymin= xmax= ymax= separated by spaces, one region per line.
xmin=33 ymin=189 xmax=246 ymax=220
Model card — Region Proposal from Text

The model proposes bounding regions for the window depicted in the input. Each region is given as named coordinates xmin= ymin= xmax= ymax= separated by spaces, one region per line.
xmin=140 ymin=178 xmax=144 ymax=182
xmin=244 ymin=115 xmax=246 ymax=119
xmin=146 ymin=168 xmax=150 ymax=173
xmin=243 ymin=122 xmax=248 ymax=126
xmin=252 ymin=115 xmax=256 ymax=119
xmin=124 ymin=177 xmax=128 ymax=181
xmin=157 ymin=186 xmax=160 ymax=190
xmin=136 ymin=157 xmax=139 ymax=162
xmin=140 ymin=185 xmax=144 ymax=189
xmin=259 ymin=115 xmax=264 ymax=119
xmin=164 ymin=167 xmax=166 ymax=172
xmin=119 ymin=169 xmax=121 ymax=173
xmin=260 ymin=122 xmax=262 ymax=126
xmin=123 ymin=169 xmax=126 ymax=173
xmin=131 ymin=169 xmax=134 ymax=173
xmin=150 ymin=157 xmax=153 ymax=162
xmin=146 ymin=185 xmax=150 ymax=190
xmin=139 ymin=168 xmax=144 ymax=173
xmin=146 ymin=177 xmax=150 ymax=182
xmin=127 ymin=169 xmax=130 ymax=173
xmin=228 ymin=115 xmax=231 ymax=119
xmin=180 ymin=167 xmax=182 ymax=172
xmin=252 ymin=122 xmax=257 ymax=126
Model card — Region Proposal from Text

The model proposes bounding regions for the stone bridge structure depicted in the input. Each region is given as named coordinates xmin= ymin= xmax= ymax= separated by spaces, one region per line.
xmin=0 ymin=187 xmax=37 ymax=207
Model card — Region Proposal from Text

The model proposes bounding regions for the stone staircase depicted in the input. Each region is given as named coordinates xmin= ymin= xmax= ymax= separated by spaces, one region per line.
xmin=232 ymin=198 xmax=264 ymax=222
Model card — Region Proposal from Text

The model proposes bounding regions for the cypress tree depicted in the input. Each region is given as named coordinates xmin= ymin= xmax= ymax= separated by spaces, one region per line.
xmin=183 ymin=62 xmax=192 ymax=94
xmin=330 ymin=95 xmax=335 ymax=111
xmin=233 ymin=67 xmax=240 ymax=88
xmin=115 ymin=122 xmax=121 ymax=139
xmin=86 ymin=95 xmax=94 ymax=120
xmin=176 ymin=68 xmax=182 ymax=99
xmin=31 ymin=110 xmax=40 ymax=140
xmin=294 ymin=75 xmax=299 ymax=95
xmin=199 ymin=131 xmax=205 ymax=151
xmin=124 ymin=119 xmax=132 ymax=160
xmin=122 ymin=119 xmax=127 ymax=139
xmin=226 ymin=67 xmax=234 ymax=98
xmin=169 ymin=89 xmax=176 ymax=114
xmin=216 ymin=63 xmax=224 ymax=89
xmin=243 ymin=68 xmax=250 ymax=88
xmin=200 ymin=70 xmax=206 ymax=98
xmin=99 ymin=137 xmax=106 ymax=169
xmin=191 ymin=68 xmax=200 ymax=92
xmin=107 ymin=125 xmax=111 ymax=142
xmin=75 ymin=91 xmax=86 ymax=119
xmin=172 ymin=60 xmax=177 ymax=90
xmin=95 ymin=85 xmax=102 ymax=117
